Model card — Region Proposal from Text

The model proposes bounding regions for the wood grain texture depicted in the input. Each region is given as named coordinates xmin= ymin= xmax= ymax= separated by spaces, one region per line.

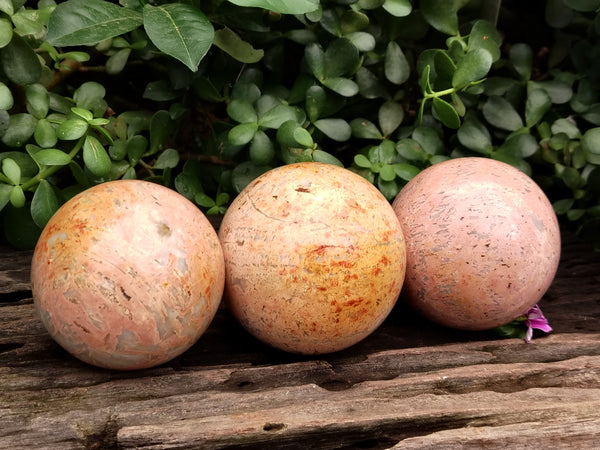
xmin=1 ymin=227 xmax=599 ymax=449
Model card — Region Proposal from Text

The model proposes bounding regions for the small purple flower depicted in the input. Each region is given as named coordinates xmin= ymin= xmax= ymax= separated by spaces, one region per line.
xmin=524 ymin=304 xmax=552 ymax=343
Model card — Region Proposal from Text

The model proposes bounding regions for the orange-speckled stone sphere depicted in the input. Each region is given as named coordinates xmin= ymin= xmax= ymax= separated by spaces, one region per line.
xmin=218 ymin=162 xmax=406 ymax=354
xmin=392 ymin=157 xmax=561 ymax=330
xmin=31 ymin=180 xmax=225 ymax=370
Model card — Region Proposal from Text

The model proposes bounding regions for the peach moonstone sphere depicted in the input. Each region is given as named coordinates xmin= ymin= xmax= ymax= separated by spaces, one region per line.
xmin=218 ymin=162 xmax=406 ymax=354
xmin=392 ymin=157 xmax=561 ymax=330
xmin=31 ymin=180 xmax=225 ymax=370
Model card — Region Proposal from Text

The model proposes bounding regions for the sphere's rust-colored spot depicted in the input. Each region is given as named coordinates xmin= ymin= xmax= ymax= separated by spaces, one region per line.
xmin=392 ymin=157 xmax=561 ymax=331
xmin=219 ymin=162 xmax=407 ymax=354
xmin=31 ymin=180 xmax=225 ymax=370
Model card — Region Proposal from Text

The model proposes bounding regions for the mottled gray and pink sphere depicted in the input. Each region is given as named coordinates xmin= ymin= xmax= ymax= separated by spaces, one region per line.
xmin=392 ymin=157 xmax=561 ymax=330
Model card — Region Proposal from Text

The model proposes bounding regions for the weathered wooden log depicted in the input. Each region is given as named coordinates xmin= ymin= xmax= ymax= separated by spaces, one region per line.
xmin=1 ymin=227 xmax=599 ymax=449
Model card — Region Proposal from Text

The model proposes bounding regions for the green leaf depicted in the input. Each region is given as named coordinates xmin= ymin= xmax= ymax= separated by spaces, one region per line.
xmin=379 ymin=101 xmax=404 ymax=137
xmin=421 ymin=0 xmax=460 ymax=35
xmin=396 ymin=138 xmax=428 ymax=161
xmin=553 ymin=198 xmax=574 ymax=215
xmin=127 ymin=135 xmax=147 ymax=165
xmin=359 ymin=0 xmax=386 ymax=9
xmin=143 ymin=3 xmax=214 ymax=72
xmin=432 ymin=50 xmax=456 ymax=90
xmin=344 ymin=32 xmax=375 ymax=52
xmin=34 ymin=119 xmax=58 ymax=149
xmin=47 ymin=0 xmax=143 ymax=46
xmin=109 ymin=139 xmax=128 ymax=161
xmin=0 ymin=183 xmax=11 ymax=211
xmin=483 ymin=96 xmax=524 ymax=131
xmin=293 ymin=127 xmax=314 ymax=148
xmin=2 ymin=158 xmax=21 ymax=185
xmin=174 ymin=171 xmax=204 ymax=201
xmin=12 ymin=9 xmax=46 ymax=36
xmin=0 ymin=0 xmax=13 ymax=16
xmin=228 ymin=122 xmax=258 ymax=146
xmin=153 ymin=148 xmax=179 ymax=169
xmin=213 ymin=26 xmax=264 ymax=64
xmin=83 ymin=135 xmax=111 ymax=176
xmin=306 ymin=85 xmax=327 ymax=122
xmin=468 ymin=20 xmax=502 ymax=62
xmin=432 ymin=97 xmax=460 ymax=129
xmin=551 ymin=118 xmax=580 ymax=139
xmin=0 ymin=18 xmax=13 ymax=49
xmin=412 ymin=126 xmax=445 ymax=155
xmin=379 ymin=164 xmax=397 ymax=181
xmin=226 ymin=0 xmax=319 ymax=14
xmin=143 ymin=80 xmax=179 ymax=102
xmin=277 ymin=120 xmax=304 ymax=148
xmin=563 ymin=0 xmax=600 ymax=11
xmin=393 ymin=163 xmax=420 ymax=181
xmin=2 ymin=113 xmax=37 ymax=147
xmin=509 ymin=43 xmax=533 ymax=80
xmin=340 ymin=9 xmax=369 ymax=34
xmin=382 ymin=0 xmax=412 ymax=17
xmin=227 ymin=99 xmax=258 ymax=124
xmin=231 ymin=161 xmax=271 ymax=194
xmin=498 ymin=133 xmax=538 ymax=159
xmin=249 ymin=130 xmax=275 ymax=165
xmin=195 ymin=192 xmax=216 ymax=208
xmin=457 ymin=115 xmax=492 ymax=154
xmin=258 ymin=104 xmax=301 ymax=129
xmin=369 ymin=140 xmax=397 ymax=163
xmin=73 ymin=82 xmax=106 ymax=111
xmin=314 ymin=118 xmax=351 ymax=142
xmin=350 ymin=118 xmax=383 ymax=139
xmin=0 ymin=34 xmax=42 ymax=85
xmin=231 ymin=82 xmax=261 ymax=102
xmin=9 ymin=185 xmax=25 ymax=208
xmin=71 ymin=107 xmax=94 ymax=122
xmin=62 ymin=51 xmax=91 ymax=62
xmin=321 ymin=77 xmax=359 ymax=97
xmin=31 ymin=180 xmax=60 ymax=228
xmin=385 ymin=41 xmax=410 ymax=85
xmin=324 ymin=38 xmax=359 ymax=78
xmin=356 ymin=67 xmax=388 ymax=99
xmin=149 ymin=110 xmax=176 ymax=154
xmin=0 ymin=81 xmax=13 ymax=110
xmin=525 ymin=88 xmax=552 ymax=127
xmin=377 ymin=178 xmax=400 ymax=200
xmin=106 ymin=48 xmax=131 ymax=75
xmin=452 ymin=48 xmax=492 ymax=89
xmin=0 ymin=151 xmax=37 ymax=179
xmin=33 ymin=149 xmax=72 ymax=166
xmin=530 ymin=80 xmax=573 ymax=104
xmin=546 ymin=0 xmax=574 ymax=28
xmin=354 ymin=154 xmax=371 ymax=168
xmin=25 ymin=84 xmax=50 ymax=120
xmin=311 ymin=149 xmax=342 ymax=167
xmin=56 ymin=118 xmax=88 ymax=140
xmin=305 ymin=43 xmax=325 ymax=80
xmin=2 ymin=203 xmax=42 ymax=249
xmin=582 ymin=127 xmax=600 ymax=164
xmin=561 ymin=166 xmax=584 ymax=190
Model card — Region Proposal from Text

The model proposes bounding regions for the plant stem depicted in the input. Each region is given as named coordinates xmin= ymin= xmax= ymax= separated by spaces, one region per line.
xmin=424 ymin=87 xmax=456 ymax=99
xmin=21 ymin=137 xmax=85 ymax=191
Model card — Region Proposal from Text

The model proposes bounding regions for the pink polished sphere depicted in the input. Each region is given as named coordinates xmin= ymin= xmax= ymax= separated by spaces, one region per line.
xmin=31 ymin=180 xmax=224 ymax=370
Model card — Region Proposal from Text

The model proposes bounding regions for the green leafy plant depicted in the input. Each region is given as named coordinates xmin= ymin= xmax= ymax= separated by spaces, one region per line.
xmin=0 ymin=0 xmax=599 ymax=250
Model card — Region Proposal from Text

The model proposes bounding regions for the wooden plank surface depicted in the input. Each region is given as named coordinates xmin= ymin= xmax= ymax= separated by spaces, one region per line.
xmin=1 ymin=227 xmax=599 ymax=449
